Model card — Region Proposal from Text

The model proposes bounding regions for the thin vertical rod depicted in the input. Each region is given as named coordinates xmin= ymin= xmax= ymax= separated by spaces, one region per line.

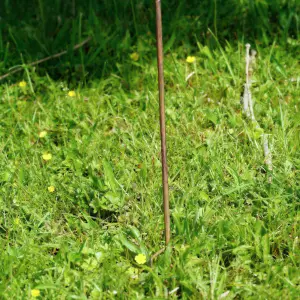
xmin=155 ymin=0 xmax=170 ymax=245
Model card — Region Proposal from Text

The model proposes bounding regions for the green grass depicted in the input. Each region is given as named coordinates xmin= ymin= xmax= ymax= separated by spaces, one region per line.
xmin=0 ymin=0 xmax=299 ymax=82
xmin=0 ymin=0 xmax=299 ymax=298
xmin=0 ymin=38 xmax=299 ymax=298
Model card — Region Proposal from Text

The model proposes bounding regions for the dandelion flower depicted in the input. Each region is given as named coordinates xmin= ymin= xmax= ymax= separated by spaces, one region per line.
xmin=135 ymin=253 xmax=147 ymax=265
xmin=48 ymin=186 xmax=55 ymax=193
xmin=186 ymin=56 xmax=196 ymax=63
xmin=39 ymin=131 xmax=47 ymax=138
xmin=130 ymin=52 xmax=139 ymax=62
xmin=68 ymin=91 xmax=76 ymax=97
xmin=42 ymin=153 xmax=52 ymax=161
xmin=19 ymin=81 xmax=27 ymax=87
xmin=31 ymin=289 xmax=40 ymax=297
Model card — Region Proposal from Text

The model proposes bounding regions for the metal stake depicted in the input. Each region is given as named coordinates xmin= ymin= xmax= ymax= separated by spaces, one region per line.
xmin=155 ymin=0 xmax=170 ymax=246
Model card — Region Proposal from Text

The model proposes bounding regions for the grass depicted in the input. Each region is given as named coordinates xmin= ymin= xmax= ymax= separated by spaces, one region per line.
xmin=0 ymin=38 xmax=299 ymax=298
xmin=0 ymin=0 xmax=299 ymax=81
xmin=0 ymin=0 xmax=300 ymax=298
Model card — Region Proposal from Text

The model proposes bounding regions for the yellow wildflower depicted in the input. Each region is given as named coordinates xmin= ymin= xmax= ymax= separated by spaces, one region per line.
xmin=135 ymin=253 xmax=147 ymax=265
xmin=68 ymin=91 xmax=76 ymax=97
xmin=130 ymin=52 xmax=139 ymax=62
xmin=19 ymin=81 xmax=27 ymax=87
xmin=48 ymin=186 xmax=55 ymax=193
xmin=31 ymin=289 xmax=40 ymax=297
xmin=42 ymin=153 xmax=52 ymax=161
xmin=186 ymin=56 xmax=196 ymax=63
xmin=14 ymin=218 xmax=20 ymax=225
xmin=39 ymin=131 xmax=47 ymax=138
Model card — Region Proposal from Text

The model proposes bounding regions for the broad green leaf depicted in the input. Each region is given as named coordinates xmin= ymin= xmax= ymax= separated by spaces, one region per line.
xmin=103 ymin=159 xmax=118 ymax=192
xmin=118 ymin=235 xmax=140 ymax=254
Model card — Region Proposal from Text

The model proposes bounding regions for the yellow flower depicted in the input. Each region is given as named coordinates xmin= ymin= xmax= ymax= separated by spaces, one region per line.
xmin=39 ymin=131 xmax=47 ymax=138
xmin=130 ymin=52 xmax=139 ymax=62
xmin=19 ymin=81 xmax=27 ymax=87
xmin=14 ymin=218 xmax=20 ymax=225
xmin=42 ymin=153 xmax=52 ymax=161
xmin=48 ymin=186 xmax=55 ymax=193
xmin=135 ymin=253 xmax=147 ymax=265
xmin=31 ymin=289 xmax=40 ymax=297
xmin=186 ymin=56 xmax=196 ymax=63
xmin=68 ymin=91 xmax=76 ymax=97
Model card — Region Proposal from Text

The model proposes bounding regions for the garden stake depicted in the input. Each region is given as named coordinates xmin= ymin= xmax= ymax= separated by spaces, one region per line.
xmin=156 ymin=0 xmax=170 ymax=246
xmin=151 ymin=0 xmax=170 ymax=265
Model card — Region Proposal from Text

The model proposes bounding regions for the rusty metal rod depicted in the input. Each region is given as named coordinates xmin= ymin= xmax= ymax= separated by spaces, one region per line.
xmin=155 ymin=0 xmax=170 ymax=245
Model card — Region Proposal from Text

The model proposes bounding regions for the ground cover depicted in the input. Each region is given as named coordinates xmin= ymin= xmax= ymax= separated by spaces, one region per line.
xmin=0 ymin=40 xmax=299 ymax=298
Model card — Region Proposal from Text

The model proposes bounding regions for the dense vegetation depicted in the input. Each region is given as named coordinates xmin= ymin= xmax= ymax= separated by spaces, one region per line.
xmin=0 ymin=0 xmax=299 ymax=299
xmin=0 ymin=0 xmax=299 ymax=81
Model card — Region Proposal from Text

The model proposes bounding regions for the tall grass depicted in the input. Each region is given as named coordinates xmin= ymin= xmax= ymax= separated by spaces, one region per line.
xmin=0 ymin=0 xmax=299 ymax=82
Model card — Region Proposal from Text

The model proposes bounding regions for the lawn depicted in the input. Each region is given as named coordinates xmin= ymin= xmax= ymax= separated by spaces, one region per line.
xmin=0 ymin=0 xmax=299 ymax=299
